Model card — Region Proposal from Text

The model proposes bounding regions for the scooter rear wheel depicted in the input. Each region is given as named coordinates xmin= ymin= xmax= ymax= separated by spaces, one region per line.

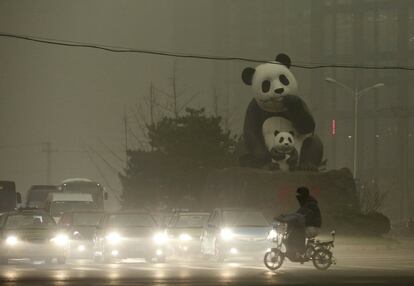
xmin=264 ymin=249 xmax=284 ymax=271
xmin=312 ymin=248 xmax=332 ymax=271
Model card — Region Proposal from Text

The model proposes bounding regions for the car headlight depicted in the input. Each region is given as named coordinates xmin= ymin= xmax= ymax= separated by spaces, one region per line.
xmin=179 ymin=233 xmax=192 ymax=241
xmin=267 ymin=229 xmax=277 ymax=240
xmin=5 ymin=236 xmax=19 ymax=246
xmin=153 ymin=232 xmax=168 ymax=244
xmin=220 ymin=228 xmax=234 ymax=241
xmin=105 ymin=232 xmax=122 ymax=245
xmin=51 ymin=234 xmax=69 ymax=246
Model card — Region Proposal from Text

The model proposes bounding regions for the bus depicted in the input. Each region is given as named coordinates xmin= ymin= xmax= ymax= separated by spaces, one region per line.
xmin=0 ymin=181 xmax=22 ymax=212
xmin=26 ymin=185 xmax=59 ymax=208
xmin=58 ymin=178 xmax=107 ymax=210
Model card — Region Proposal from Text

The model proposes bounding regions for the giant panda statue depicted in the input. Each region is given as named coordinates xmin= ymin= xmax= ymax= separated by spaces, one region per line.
xmin=240 ymin=53 xmax=323 ymax=170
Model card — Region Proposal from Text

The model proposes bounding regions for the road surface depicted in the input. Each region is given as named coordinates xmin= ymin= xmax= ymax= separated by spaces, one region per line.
xmin=0 ymin=243 xmax=413 ymax=286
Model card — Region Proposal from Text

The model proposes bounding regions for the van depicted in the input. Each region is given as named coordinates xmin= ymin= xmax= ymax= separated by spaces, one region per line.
xmin=26 ymin=185 xmax=59 ymax=209
xmin=0 ymin=181 xmax=22 ymax=212
xmin=45 ymin=193 xmax=95 ymax=222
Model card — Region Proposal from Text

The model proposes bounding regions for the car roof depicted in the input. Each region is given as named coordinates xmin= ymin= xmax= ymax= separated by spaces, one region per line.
xmin=175 ymin=212 xmax=210 ymax=216
xmin=47 ymin=192 xmax=93 ymax=201
xmin=61 ymin=178 xmax=93 ymax=183
xmin=5 ymin=209 xmax=50 ymax=216
xmin=215 ymin=208 xmax=262 ymax=212
xmin=106 ymin=210 xmax=152 ymax=215
xmin=62 ymin=210 xmax=105 ymax=215
xmin=29 ymin=185 xmax=57 ymax=190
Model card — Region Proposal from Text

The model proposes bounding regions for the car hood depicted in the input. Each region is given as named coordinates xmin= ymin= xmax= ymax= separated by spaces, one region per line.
xmin=3 ymin=228 xmax=56 ymax=241
xmin=226 ymin=226 xmax=272 ymax=240
xmin=104 ymin=227 xmax=158 ymax=238
xmin=71 ymin=226 xmax=98 ymax=240
xmin=167 ymin=227 xmax=203 ymax=239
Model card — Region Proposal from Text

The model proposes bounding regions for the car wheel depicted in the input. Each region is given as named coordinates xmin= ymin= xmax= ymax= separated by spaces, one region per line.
xmin=156 ymin=256 xmax=166 ymax=263
xmin=93 ymin=254 xmax=103 ymax=264
xmin=103 ymin=255 xmax=113 ymax=264
xmin=144 ymin=256 xmax=153 ymax=263
xmin=213 ymin=243 xmax=225 ymax=262
xmin=57 ymin=257 xmax=66 ymax=265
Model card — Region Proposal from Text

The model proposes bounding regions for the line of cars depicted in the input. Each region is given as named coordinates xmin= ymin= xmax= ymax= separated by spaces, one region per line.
xmin=0 ymin=178 xmax=108 ymax=264
xmin=1 ymin=179 xmax=274 ymax=264
xmin=0 ymin=207 xmax=274 ymax=264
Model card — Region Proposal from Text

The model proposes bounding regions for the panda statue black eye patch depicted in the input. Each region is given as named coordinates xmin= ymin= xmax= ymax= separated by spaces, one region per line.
xmin=262 ymin=80 xmax=271 ymax=93
xmin=279 ymin=75 xmax=289 ymax=86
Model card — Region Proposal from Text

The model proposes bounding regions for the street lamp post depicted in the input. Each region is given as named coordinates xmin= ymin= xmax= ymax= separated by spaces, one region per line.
xmin=325 ymin=77 xmax=384 ymax=179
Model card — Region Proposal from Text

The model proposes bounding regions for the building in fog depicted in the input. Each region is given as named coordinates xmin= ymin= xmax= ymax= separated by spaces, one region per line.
xmin=310 ymin=0 xmax=414 ymax=221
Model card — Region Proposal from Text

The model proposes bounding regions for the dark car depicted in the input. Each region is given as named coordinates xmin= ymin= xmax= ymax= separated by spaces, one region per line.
xmin=167 ymin=211 xmax=210 ymax=257
xmin=93 ymin=211 xmax=168 ymax=263
xmin=0 ymin=209 xmax=68 ymax=264
xmin=59 ymin=210 xmax=105 ymax=258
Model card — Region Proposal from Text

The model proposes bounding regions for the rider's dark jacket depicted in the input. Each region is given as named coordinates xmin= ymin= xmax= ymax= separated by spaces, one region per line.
xmin=297 ymin=195 xmax=322 ymax=228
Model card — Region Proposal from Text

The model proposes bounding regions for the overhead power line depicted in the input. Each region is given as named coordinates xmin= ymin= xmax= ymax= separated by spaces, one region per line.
xmin=0 ymin=32 xmax=413 ymax=71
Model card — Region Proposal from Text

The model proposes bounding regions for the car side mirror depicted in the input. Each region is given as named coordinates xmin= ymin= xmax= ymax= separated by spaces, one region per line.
xmin=16 ymin=192 xmax=22 ymax=204
xmin=104 ymin=192 xmax=108 ymax=200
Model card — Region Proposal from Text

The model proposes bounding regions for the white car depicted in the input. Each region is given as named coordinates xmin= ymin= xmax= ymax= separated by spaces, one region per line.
xmin=0 ymin=209 xmax=68 ymax=264
xmin=201 ymin=208 xmax=272 ymax=261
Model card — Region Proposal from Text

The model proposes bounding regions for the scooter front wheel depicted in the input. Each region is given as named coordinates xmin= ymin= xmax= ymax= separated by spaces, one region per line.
xmin=264 ymin=249 xmax=284 ymax=271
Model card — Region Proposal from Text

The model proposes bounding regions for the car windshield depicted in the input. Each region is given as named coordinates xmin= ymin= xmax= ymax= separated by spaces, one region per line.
xmin=28 ymin=189 xmax=56 ymax=203
xmin=5 ymin=214 xmax=55 ymax=229
xmin=72 ymin=212 xmax=104 ymax=226
xmin=173 ymin=214 xmax=209 ymax=228
xmin=51 ymin=201 xmax=96 ymax=217
xmin=107 ymin=214 xmax=156 ymax=227
xmin=223 ymin=211 xmax=269 ymax=227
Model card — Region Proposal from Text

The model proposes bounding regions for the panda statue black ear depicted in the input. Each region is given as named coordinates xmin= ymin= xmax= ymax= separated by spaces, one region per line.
xmin=242 ymin=67 xmax=255 ymax=86
xmin=274 ymin=130 xmax=280 ymax=136
xmin=275 ymin=53 xmax=291 ymax=68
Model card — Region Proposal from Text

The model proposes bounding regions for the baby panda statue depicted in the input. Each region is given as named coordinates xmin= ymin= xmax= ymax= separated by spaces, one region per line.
xmin=240 ymin=53 xmax=323 ymax=171
xmin=269 ymin=130 xmax=298 ymax=171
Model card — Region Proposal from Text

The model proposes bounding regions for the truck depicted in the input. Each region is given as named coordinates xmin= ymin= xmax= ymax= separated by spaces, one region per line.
xmin=0 ymin=181 xmax=22 ymax=212
xmin=45 ymin=192 xmax=95 ymax=223
xmin=58 ymin=178 xmax=107 ymax=210
xmin=26 ymin=185 xmax=59 ymax=208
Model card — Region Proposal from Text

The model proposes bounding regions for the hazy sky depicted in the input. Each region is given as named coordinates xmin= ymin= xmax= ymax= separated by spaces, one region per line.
xmin=0 ymin=0 xmax=264 ymax=208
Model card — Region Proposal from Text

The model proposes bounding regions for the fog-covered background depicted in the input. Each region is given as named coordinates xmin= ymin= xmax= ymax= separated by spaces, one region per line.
xmin=0 ymin=0 xmax=413 ymax=219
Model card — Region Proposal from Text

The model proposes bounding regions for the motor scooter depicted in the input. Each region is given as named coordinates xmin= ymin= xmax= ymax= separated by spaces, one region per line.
xmin=264 ymin=221 xmax=336 ymax=271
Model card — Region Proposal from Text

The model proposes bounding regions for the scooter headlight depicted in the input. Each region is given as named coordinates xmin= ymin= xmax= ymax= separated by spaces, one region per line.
xmin=267 ymin=229 xmax=277 ymax=240
xmin=5 ymin=236 xmax=19 ymax=246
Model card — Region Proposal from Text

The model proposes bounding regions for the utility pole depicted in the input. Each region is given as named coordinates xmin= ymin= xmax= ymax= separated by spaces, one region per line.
xmin=172 ymin=62 xmax=178 ymax=118
xmin=325 ymin=77 xmax=384 ymax=179
xmin=42 ymin=141 xmax=52 ymax=184
xmin=213 ymin=88 xmax=219 ymax=117
xmin=149 ymin=82 xmax=155 ymax=125
xmin=123 ymin=110 xmax=128 ymax=163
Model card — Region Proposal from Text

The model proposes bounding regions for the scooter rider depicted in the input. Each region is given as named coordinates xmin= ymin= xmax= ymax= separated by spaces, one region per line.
xmin=275 ymin=186 xmax=322 ymax=260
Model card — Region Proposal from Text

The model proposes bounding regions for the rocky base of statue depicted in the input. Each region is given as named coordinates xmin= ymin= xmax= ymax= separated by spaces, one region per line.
xmin=203 ymin=167 xmax=390 ymax=236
